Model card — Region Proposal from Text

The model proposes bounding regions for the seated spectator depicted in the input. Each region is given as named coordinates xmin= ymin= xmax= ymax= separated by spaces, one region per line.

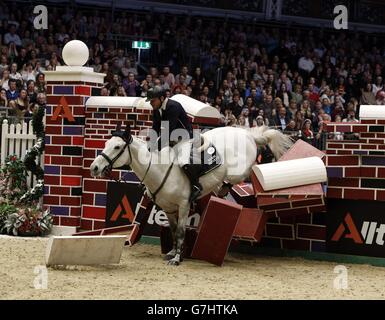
xmin=6 ymin=79 xmax=19 ymax=100
xmin=35 ymin=73 xmax=46 ymax=93
xmin=342 ymin=110 xmax=359 ymax=123
xmin=274 ymin=106 xmax=290 ymax=131
xmin=375 ymin=90 xmax=385 ymax=105
xmin=0 ymin=69 xmax=10 ymax=90
xmin=21 ymin=63 xmax=36 ymax=82
xmin=255 ymin=115 xmax=265 ymax=127
xmin=237 ymin=115 xmax=248 ymax=129
xmin=176 ymin=66 xmax=192 ymax=86
xmin=123 ymin=73 xmax=140 ymax=97
xmin=276 ymin=83 xmax=292 ymax=107
xmin=0 ymin=88 xmax=7 ymax=111
xmin=287 ymin=99 xmax=298 ymax=119
xmin=26 ymin=80 xmax=37 ymax=105
xmin=0 ymin=55 xmax=8 ymax=75
xmin=9 ymin=63 xmax=22 ymax=81
xmin=100 ymin=87 xmax=110 ymax=96
xmin=116 ymin=85 xmax=127 ymax=97
xmin=302 ymin=119 xmax=314 ymax=143
xmin=228 ymin=94 xmax=243 ymax=118
xmin=360 ymin=83 xmax=376 ymax=105
xmin=224 ymin=108 xmax=237 ymax=127
xmin=4 ymin=25 xmax=22 ymax=46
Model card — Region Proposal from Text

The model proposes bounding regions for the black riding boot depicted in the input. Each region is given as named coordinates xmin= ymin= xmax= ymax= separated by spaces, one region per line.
xmin=182 ymin=164 xmax=203 ymax=202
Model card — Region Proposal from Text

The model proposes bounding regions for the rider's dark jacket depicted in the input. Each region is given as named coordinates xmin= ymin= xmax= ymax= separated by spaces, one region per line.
xmin=152 ymin=98 xmax=193 ymax=148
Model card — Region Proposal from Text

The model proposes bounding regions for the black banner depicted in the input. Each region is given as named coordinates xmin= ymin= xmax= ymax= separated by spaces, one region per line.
xmin=105 ymin=182 xmax=144 ymax=228
xmin=326 ymin=199 xmax=385 ymax=258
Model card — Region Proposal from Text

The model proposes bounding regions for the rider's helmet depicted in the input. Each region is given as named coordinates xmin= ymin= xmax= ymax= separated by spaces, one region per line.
xmin=146 ymin=85 xmax=166 ymax=102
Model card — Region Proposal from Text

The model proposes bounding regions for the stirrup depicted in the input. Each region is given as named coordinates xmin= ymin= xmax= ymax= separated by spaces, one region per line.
xmin=189 ymin=185 xmax=202 ymax=203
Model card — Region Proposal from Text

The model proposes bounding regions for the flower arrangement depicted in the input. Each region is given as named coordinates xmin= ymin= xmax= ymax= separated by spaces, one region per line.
xmin=0 ymin=155 xmax=28 ymax=201
xmin=0 ymin=154 xmax=52 ymax=237
xmin=1 ymin=205 xmax=52 ymax=236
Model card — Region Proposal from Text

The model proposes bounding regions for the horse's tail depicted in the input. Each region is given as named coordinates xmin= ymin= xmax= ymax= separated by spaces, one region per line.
xmin=249 ymin=126 xmax=293 ymax=160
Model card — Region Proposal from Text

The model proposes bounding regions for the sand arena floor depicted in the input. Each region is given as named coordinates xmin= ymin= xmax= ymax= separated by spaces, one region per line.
xmin=1 ymin=235 xmax=385 ymax=300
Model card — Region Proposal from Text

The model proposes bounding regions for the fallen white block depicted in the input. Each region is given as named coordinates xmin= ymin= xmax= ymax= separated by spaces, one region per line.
xmin=45 ymin=235 xmax=127 ymax=266
xmin=359 ymin=105 xmax=385 ymax=119
xmin=252 ymin=157 xmax=327 ymax=191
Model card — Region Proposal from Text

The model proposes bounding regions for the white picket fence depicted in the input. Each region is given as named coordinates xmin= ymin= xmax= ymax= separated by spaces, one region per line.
xmin=1 ymin=119 xmax=44 ymax=188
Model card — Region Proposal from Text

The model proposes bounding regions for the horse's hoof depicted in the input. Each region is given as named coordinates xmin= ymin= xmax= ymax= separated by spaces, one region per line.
xmin=167 ymin=259 xmax=180 ymax=266
xmin=164 ymin=254 xmax=175 ymax=261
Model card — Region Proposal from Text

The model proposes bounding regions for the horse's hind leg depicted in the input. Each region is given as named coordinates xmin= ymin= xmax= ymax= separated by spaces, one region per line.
xmin=168 ymin=201 xmax=190 ymax=266
xmin=165 ymin=212 xmax=177 ymax=261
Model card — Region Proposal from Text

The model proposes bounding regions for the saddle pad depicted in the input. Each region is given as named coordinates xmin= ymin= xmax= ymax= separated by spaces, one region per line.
xmin=190 ymin=143 xmax=222 ymax=177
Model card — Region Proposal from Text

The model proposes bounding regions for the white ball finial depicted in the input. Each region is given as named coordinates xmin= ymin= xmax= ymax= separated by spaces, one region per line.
xmin=62 ymin=40 xmax=89 ymax=66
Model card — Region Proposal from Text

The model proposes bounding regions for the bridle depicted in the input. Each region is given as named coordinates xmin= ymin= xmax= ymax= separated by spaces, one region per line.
xmin=100 ymin=131 xmax=133 ymax=177
xmin=99 ymin=125 xmax=174 ymax=204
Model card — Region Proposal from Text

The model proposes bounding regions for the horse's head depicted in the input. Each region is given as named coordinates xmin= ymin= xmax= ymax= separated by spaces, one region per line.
xmin=90 ymin=123 xmax=133 ymax=177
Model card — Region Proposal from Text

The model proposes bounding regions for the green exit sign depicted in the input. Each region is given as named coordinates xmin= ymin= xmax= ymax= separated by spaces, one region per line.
xmin=132 ymin=41 xmax=151 ymax=49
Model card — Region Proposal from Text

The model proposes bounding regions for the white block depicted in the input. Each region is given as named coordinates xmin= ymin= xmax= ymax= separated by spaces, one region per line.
xmin=359 ymin=105 xmax=385 ymax=119
xmin=45 ymin=236 xmax=127 ymax=266
xmin=170 ymin=94 xmax=220 ymax=118
xmin=50 ymin=225 xmax=77 ymax=236
xmin=252 ymin=157 xmax=327 ymax=191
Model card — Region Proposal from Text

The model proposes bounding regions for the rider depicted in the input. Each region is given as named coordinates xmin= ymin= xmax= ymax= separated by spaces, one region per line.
xmin=146 ymin=85 xmax=203 ymax=202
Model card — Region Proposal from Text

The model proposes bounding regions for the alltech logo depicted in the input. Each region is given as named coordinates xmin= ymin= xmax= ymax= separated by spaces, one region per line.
xmin=327 ymin=199 xmax=385 ymax=258
xmin=331 ymin=213 xmax=385 ymax=246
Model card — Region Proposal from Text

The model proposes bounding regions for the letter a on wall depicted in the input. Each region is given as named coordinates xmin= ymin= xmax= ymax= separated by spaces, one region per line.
xmin=51 ymin=96 xmax=75 ymax=122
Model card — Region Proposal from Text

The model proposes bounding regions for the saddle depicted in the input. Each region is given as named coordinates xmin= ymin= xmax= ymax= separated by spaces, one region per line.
xmin=189 ymin=140 xmax=222 ymax=178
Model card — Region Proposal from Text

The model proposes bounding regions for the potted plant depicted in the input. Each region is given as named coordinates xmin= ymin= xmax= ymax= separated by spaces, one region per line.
xmin=2 ymin=206 xmax=52 ymax=236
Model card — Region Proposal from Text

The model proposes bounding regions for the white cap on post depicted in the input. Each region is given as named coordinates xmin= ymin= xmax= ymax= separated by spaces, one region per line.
xmin=62 ymin=40 xmax=89 ymax=66
xmin=45 ymin=40 xmax=105 ymax=84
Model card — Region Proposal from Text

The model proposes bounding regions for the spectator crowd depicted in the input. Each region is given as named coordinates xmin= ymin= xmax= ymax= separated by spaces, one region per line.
xmin=1 ymin=1 xmax=385 ymax=147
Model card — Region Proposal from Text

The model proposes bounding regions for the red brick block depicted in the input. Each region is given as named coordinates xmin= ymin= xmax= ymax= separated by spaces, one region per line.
xmin=75 ymin=86 xmax=91 ymax=96
xmin=61 ymin=196 xmax=81 ymax=206
xmin=327 ymin=155 xmax=359 ymax=166
xmin=378 ymin=168 xmax=385 ymax=178
xmin=297 ymin=224 xmax=326 ymax=241
xmin=72 ymin=137 xmax=84 ymax=145
xmin=60 ymin=216 xmax=80 ymax=227
xmin=45 ymin=145 xmax=62 ymax=155
xmin=80 ymin=218 xmax=93 ymax=230
xmin=50 ymin=186 xmax=71 ymax=195
xmin=191 ymin=196 xmax=242 ymax=266
xmin=233 ymin=208 xmax=267 ymax=242
xmin=52 ymin=136 xmax=72 ymax=145
xmin=328 ymin=177 xmax=359 ymax=188
xmin=82 ymin=192 xmax=94 ymax=205
xmin=344 ymin=167 xmax=361 ymax=177
xmin=72 ymin=157 xmax=83 ymax=166
xmin=85 ymin=139 xmax=106 ymax=149
xmin=361 ymin=167 xmax=377 ymax=177
xmin=82 ymin=205 xmax=106 ymax=220
xmin=73 ymin=107 xmax=85 ymax=116
xmin=44 ymin=175 xmax=60 ymax=185
xmin=61 ymin=167 xmax=81 ymax=176
xmin=93 ymin=220 xmax=106 ymax=230
xmin=265 ymin=223 xmax=294 ymax=239
xmin=84 ymin=179 xmax=107 ymax=192
xmin=344 ymin=188 xmax=375 ymax=201
xmin=70 ymin=207 xmax=81 ymax=217
xmin=61 ymin=176 xmax=82 ymax=186
xmin=43 ymin=195 xmax=60 ymax=205
xmin=51 ymin=156 xmax=71 ymax=165
xmin=327 ymin=187 xmax=343 ymax=198
xmin=377 ymin=190 xmax=385 ymax=201
xmin=45 ymin=155 xmax=50 ymax=164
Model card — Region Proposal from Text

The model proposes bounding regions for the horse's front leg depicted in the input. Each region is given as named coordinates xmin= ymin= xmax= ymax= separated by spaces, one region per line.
xmin=165 ymin=212 xmax=177 ymax=261
xmin=168 ymin=201 xmax=190 ymax=266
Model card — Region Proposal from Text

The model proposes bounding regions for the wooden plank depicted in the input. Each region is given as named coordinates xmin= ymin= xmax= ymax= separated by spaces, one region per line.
xmin=45 ymin=235 xmax=127 ymax=266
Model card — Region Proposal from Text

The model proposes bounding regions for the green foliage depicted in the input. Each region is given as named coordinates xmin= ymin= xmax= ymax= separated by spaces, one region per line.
xmin=21 ymin=105 xmax=45 ymax=203
xmin=0 ymin=155 xmax=28 ymax=201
